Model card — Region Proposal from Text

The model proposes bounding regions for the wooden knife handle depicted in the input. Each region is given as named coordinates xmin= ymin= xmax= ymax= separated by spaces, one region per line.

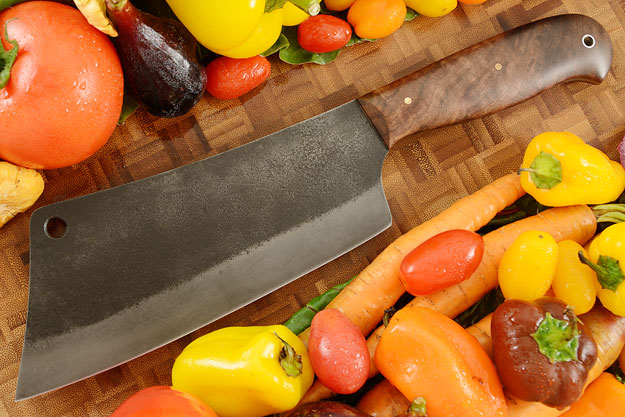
xmin=358 ymin=14 xmax=613 ymax=149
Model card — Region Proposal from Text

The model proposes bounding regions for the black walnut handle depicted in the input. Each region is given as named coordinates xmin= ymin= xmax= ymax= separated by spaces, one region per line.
xmin=358 ymin=14 xmax=613 ymax=149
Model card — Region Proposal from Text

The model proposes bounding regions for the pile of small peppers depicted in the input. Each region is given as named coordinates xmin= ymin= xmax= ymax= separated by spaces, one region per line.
xmin=513 ymin=131 xmax=625 ymax=318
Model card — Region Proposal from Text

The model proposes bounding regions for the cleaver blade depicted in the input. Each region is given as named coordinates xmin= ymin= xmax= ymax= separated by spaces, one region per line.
xmin=17 ymin=14 xmax=612 ymax=400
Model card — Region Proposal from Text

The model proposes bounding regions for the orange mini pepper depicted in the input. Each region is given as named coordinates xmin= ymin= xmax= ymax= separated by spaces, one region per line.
xmin=347 ymin=0 xmax=406 ymax=39
xmin=375 ymin=306 xmax=507 ymax=417
xmin=560 ymin=373 xmax=625 ymax=416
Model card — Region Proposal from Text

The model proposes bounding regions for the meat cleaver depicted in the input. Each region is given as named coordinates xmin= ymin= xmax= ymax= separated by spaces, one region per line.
xmin=17 ymin=14 xmax=613 ymax=400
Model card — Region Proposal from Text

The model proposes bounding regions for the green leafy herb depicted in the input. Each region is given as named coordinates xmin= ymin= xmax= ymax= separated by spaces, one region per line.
xmin=278 ymin=26 xmax=341 ymax=65
xmin=346 ymin=32 xmax=376 ymax=47
xmin=579 ymin=252 xmax=624 ymax=292
xmin=289 ymin=0 xmax=321 ymax=15
xmin=261 ymin=34 xmax=290 ymax=57
xmin=118 ymin=92 xmax=140 ymax=125
xmin=607 ymin=360 xmax=625 ymax=384
xmin=405 ymin=7 xmax=419 ymax=21
xmin=519 ymin=151 xmax=563 ymax=189
xmin=477 ymin=194 xmax=549 ymax=235
xmin=265 ymin=0 xmax=288 ymax=13
xmin=284 ymin=276 xmax=355 ymax=335
xmin=0 ymin=19 xmax=18 ymax=89
xmin=531 ymin=312 xmax=580 ymax=363
xmin=0 ymin=0 xmax=29 ymax=13
xmin=455 ymin=288 xmax=504 ymax=328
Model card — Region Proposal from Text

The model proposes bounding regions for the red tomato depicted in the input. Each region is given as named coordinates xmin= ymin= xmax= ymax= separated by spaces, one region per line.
xmin=0 ymin=2 xmax=124 ymax=169
xmin=110 ymin=386 xmax=217 ymax=417
xmin=400 ymin=229 xmax=484 ymax=295
xmin=308 ymin=308 xmax=369 ymax=394
xmin=297 ymin=15 xmax=352 ymax=53
xmin=205 ymin=55 xmax=271 ymax=100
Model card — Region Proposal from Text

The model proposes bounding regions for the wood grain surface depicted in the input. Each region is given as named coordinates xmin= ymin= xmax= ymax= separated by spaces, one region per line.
xmin=2 ymin=0 xmax=625 ymax=415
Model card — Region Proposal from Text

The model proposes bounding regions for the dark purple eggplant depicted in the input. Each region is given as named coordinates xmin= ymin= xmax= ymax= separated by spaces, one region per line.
xmin=284 ymin=401 xmax=372 ymax=417
xmin=105 ymin=0 xmax=206 ymax=118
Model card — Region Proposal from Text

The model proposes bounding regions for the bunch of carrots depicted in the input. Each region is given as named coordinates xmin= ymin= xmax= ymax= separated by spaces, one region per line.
xmin=289 ymin=138 xmax=625 ymax=416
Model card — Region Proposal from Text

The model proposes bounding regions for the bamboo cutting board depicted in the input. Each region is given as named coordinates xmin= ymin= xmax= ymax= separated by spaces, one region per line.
xmin=2 ymin=0 xmax=625 ymax=415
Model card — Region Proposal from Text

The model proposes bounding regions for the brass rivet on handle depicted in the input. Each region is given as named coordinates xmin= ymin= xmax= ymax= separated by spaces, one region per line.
xmin=495 ymin=63 xmax=503 ymax=71
xmin=404 ymin=97 xmax=413 ymax=105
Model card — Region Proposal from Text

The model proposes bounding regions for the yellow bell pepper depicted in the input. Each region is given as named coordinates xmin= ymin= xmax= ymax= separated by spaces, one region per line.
xmin=520 ymin=132 xmax=625 ymax=206
xmin=171 ymin=325 xmax=314 ymax=417
xmin=166 ymin=1 xmax=319 ymax=58
xmin=552 ymin=240 xmax=597 ymax=315
xmin=283 ymin=2 xmax=310 ymax=26
xmin=579 ymin=222 xmax=625 ymax=317
xmin=498 ymin=230 xmax=559 ymax=301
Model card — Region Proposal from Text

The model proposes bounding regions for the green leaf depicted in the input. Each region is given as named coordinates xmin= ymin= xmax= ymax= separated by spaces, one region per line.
xmin=278 ymin=26 xmax=341 ymax=65
xmin=0 ymin=19 xmax=18 ymax=89
xmin=531 ymin=312 xmax=580 ymax=364
xmin=261 ymin=34 xmax=290 ymax=57
xmin=521 ymin=151 xmax=563 ymax=189
xmin=455 ymin=288 xmax=505 ymax=328
xmin=405 ymin=7 xmax=419 ymax=21
xmin=0 ymin=0 xmax=28 ymax=13
xmin=607 ymin=359 xmax=625 ymax=384
xmin=118 ymin=92 xmax=140 ymax=125
xmin=346 ymin=32 xmax=376 ymax=47
xmin=288 ymin=0 xmax=321 ymax=15
xmin=579 ymin=252 xmax=625 ymax=292
xmin=265 ymin=0 xmax=288 ymax=13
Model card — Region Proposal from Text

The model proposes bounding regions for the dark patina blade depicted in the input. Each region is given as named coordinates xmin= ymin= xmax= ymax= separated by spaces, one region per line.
xmin=17 ymin=100 xmax=390 ymax=400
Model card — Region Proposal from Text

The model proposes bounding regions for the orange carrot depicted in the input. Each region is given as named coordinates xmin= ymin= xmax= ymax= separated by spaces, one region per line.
xmin=356 ymin=379 xmax=410 ymax=417
xmin=300 ymin=205 xmax=597 ymax=404
xmin=299 ymin=173 xmax=525 ymax=347
xmin=358 ymin=305 xmax=625 ymax=417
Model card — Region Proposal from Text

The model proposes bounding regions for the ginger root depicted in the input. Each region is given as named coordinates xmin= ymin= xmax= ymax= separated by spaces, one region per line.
xmin=0 ymin=161 xmax=44 ymax=228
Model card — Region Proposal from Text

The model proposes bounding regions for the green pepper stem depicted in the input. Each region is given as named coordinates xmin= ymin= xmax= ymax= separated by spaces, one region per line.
xmin=578 ymin=251 xmax=624 ymax=292
xmin=517 ymin=167 xmax=561 ymax=181
xmin=407 ymin=397 xmax=428 ymax=417
xmin=275 ymin=332 xmax=303 ymax=378
xmin=383 ymin=307 xmax=396 ymax=327
xmin=0 ymin=19 xmax=18 ymax=89
xmin=593 ymin=204 xmax=625 ymax=224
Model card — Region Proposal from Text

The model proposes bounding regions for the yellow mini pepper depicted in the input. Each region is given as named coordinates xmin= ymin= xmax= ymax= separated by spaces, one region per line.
xmin=579 ymin=222 xmax=625 ymax=317
xmin=166 ymin=0 xmax=318 ymax=58
xmin=519 ymin=132 xmax=625 ymax=206
xmin=171 ymin=324 xmax=314 ymax=417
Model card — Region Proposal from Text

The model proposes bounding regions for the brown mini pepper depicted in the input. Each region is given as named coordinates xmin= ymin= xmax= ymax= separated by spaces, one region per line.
xmin=491 ymin=297 xmax=598 ymax=409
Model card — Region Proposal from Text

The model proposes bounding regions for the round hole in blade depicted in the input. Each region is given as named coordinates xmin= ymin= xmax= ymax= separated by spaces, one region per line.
xmin=582 ymin=34 xmax=595 ymax=48
xmin=44 ymin=217 xmax=67 ymax=239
